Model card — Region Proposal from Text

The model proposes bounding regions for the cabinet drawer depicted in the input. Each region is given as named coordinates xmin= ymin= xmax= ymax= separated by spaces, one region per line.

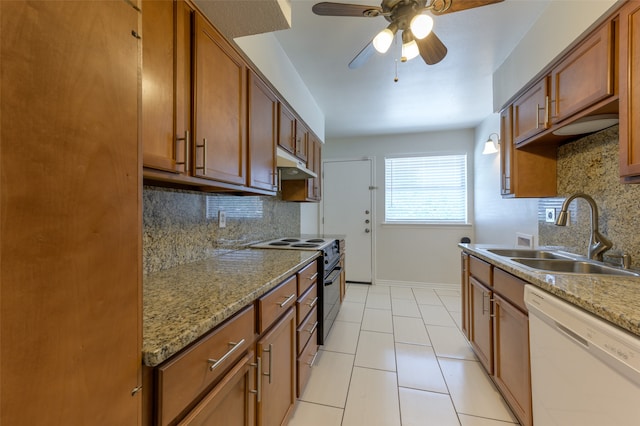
xmin=297 ymin=329 xmax=319 ymax=398
xmin=157 ymin=305 xmax=255 ymax=426
xmin=296 ymin=283 xmax=318 ymax=327
xmin=297 ymin=260 xmax=318 ymax=295
xmin=258 ymin=275 xmax=297 ymax=333
xmin=177 ymin=351 xmax=255 ymax=426
xmin=469 ymin=256 xmax=492 ymax=286
xmin=296 ymin=305 xmax=318 ymax=355
xmin=493 ymin=268 xmax=527 ymax=312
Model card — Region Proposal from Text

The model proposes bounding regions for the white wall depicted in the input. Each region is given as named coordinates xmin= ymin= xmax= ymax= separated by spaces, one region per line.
xmin=324 ymin=130 xmax=474 ymax=285
xmin=493 ymin=0 xmax=619 ymax=110
xmin=473 ymin=115 xmax=539 ymax=246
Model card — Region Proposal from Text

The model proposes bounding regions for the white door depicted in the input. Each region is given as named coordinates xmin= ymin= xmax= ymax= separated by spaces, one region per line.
xmin=323 ymin=159 xmax=373 ymax=283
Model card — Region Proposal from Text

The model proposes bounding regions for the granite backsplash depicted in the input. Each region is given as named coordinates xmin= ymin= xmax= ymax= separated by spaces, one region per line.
xmin=538 ymin=125 xmax=640 ymax=267
xmin=143 ymin=186 xmax=300 ymax=274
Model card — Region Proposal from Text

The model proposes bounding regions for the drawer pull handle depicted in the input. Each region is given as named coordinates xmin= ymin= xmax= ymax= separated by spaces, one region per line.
xmin=207 ymin=339 xmax=246 ymax=372
xmin=279 ymin=293 xmax=296 ymax=307
xmin=174 ymin=130 xmax=189 ymax=171
xmin=308 ymin=351 xmax=318 ymax=367
xmin=308 ymin=321 xmax=318 ymax=335
xmin=249 ymin=357 xmax=262 ymax=402
xmin=309 ymin=272 xmax=318 ymax=281
xmin=263 ymin=343 xmax=273 ymax=384
xmin=308 ymin=296 xmax=318 ymax=309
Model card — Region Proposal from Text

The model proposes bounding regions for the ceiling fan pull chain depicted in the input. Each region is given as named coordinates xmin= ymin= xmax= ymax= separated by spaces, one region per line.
xmin=394 ymin=58 xmax=399 ymax=83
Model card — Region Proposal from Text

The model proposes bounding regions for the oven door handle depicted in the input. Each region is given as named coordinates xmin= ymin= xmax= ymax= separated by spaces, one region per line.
xmin=324 ymin=267 xmax=342 ymax=286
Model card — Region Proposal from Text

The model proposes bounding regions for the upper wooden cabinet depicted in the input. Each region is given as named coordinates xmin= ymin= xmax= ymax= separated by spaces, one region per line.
xmin=281 ymin=132 xmax=323 ymax=202
xmin=295 ymin=119 xmax=309 ymax=162
xmin=619 ymin=0 xmax=640 ymax=181
xmin=501 ymin=106 xmax=557 ymax=198
xmin=142 ymin=0 xmax=178 ymax=173
xmin=278 ymin=102 xmax=297 ymax=155
xmin=550 ymin=21 xmax=616 ymax=124
xmin=513 ymin=77 xmax=550 ymax=145
xmin=1 ymin=1 xmax=141 ymax=423
xmin=193 ymin=12 xmax=247 ymax=186
xmin=509 ymin=17 xmax=617 ymax=148
xmin=248 ymin=71 xmax=278 ymax=193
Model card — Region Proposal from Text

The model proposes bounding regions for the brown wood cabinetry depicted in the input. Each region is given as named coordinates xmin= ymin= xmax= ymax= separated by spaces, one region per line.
xmin=156 ymin=306 xmax=255 ymax=425
xmin=178 ymin=351 xmax=256 ymax=426
xmin=461 ymin=255 xmax=532 ymax=426
xmin=506 ymin=13 xmax=617 ymax=149
xmin=142 ymin=0 xmax=179 ymax=172
xmin=550 ymin=21 xmax=616 ymax=124
xmin=248 ymin=71 xmax=278 ymax=193
xmin=500 ymin=106 xmax=557 ymax=198
xmin=278 ymin=102 xmax=297 ymax=155
xmin=619 ymin=0 xmax=640 ymax=181
xmin=281 ymin=132 xmax=323 ymax=202
xmin=193 ymin=11 xmax=247 ymax=185
xmin=295 ymin=260 xmax=319 ymax=396
xmin=295 ymin=120 xmax=309 ymax=162
xmin=469 ymin=277 xmax=493 ymax=373
xmin=513 ymin=77 xmax=550 ymax=145
xmin=0 ymin=1 xmax=141 ymax=424
xmin=461 ymin=252 xmax=470 ymax=339
xmin=256 ymin=308 xmax=296 ymax=426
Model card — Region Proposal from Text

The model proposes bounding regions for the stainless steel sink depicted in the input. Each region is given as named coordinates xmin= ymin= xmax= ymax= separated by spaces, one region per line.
xmin=512 ymin=258 xmax=640 ymax=277
xmin=486 ymin=249 xmax=568 ymax=259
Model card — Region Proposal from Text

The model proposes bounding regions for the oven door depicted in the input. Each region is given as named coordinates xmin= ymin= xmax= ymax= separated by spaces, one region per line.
xmin=321 ymin=265 xmax=342 ymax=343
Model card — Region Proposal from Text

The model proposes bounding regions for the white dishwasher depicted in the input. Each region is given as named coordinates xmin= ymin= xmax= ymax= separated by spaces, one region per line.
xmin=524 ymin=285 xmax=640 ymax=426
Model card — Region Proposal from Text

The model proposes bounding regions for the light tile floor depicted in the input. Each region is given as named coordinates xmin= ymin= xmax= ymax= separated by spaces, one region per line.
xmin=289 ymin=283 xmax=520 ymax=426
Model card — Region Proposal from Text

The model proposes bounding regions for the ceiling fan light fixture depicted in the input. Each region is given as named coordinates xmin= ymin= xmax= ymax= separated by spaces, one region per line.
xmin=410 ymin=13 xmax=434 ymax=39
xmin=401 ymin=39 xmax=420 ymax=61
xmin=373 ymin=27 xmax=395 ymax=53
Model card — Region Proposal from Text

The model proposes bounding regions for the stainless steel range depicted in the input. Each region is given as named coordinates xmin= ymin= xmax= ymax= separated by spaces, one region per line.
xmin=251 ymin=237 xmax=341 ymax=344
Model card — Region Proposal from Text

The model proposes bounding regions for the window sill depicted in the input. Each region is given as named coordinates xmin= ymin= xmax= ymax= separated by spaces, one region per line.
xmin=381 ymin=222 xmax=473 ymax=228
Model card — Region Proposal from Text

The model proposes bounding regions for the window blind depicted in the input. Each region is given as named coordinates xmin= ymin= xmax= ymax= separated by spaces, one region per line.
xmin=385 ymin=154 xmax=468 ymax=223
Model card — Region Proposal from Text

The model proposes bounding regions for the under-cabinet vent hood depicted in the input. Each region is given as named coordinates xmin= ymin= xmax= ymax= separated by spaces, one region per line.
xmin=277 ymin=147 xmax=317 ymax=180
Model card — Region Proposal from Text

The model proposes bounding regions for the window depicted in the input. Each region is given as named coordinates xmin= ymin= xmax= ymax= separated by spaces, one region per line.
xmin=385 ymin=154 xmax=468 ymax=223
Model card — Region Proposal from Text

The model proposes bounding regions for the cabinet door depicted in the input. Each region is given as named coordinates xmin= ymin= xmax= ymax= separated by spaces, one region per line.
xmin=513 ymin=77 xmax=549 ymax=145
xmin=550 ymin=21 xmax=615 ymax=124
xmin=178 ymin=352 xmax=256 ymax=426
xmin=257 ymin=308 xmax=296 ymax=426
xmin=308 ymin=136 xmax=322 ymax=200
xmin=500 ymin=105 xmax=557 ymax=198
xmin=247 ymin=71 xmax=277 ymax=192
xmin=620 ymin=1 xmax=640 ymax=180
xmin=278 ymin=103 xmax=296 ymax=154
xmin=142 ymin=0 xmax=178 ymax=173
xmin=295 ymin=120 xmax=309 ymax=162
xmin=193 ymin=12 xmax=247 ymax=185
xmin=0 ymin=1 xmax=141 ymax=424
xmin=469 ymin=277 xmax=493 ymax=373
xmin=493 ymin=295 xmax=532 ymax=426
xmin=461 ymin=252 xmax=470 ymax=339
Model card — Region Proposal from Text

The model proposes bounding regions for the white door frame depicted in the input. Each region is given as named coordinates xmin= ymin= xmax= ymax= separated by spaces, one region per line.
xmin=321 ymin=156 xmax=376 ymax=285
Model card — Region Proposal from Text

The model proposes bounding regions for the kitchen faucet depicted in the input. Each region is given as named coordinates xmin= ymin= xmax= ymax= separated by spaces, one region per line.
xmin=555 ymin=193 xmax=612 ymax=261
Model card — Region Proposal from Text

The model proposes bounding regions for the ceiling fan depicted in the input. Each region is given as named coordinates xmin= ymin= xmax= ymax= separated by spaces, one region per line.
xmin=312 ymin=0 xmax=504 ymax=69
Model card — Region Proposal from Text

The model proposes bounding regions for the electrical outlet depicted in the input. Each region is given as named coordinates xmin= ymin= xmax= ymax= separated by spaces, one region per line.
xmin=218 ymin=210 xmax=226 ymax=228
xmin=545 ymin=208 xmax=556 ymax=223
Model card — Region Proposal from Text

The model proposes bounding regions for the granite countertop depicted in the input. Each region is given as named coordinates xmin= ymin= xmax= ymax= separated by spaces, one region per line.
xmin=143 ymin=248 xmax=320 ymax=367
xmin=460 ymin=244 xmax=640 ymax=338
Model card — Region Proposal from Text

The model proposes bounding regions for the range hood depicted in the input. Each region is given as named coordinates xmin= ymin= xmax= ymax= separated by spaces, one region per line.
xmin=276 ymin=147 xmax=317 ymax=180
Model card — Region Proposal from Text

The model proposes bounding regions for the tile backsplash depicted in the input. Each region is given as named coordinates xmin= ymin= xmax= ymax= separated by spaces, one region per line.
xmin=538 ymin=125 xmax=640 ymax=266
xmin=143 ymin=186 xmax=300 ymax=274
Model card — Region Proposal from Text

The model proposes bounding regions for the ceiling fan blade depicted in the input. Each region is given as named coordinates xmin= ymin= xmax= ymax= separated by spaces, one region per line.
xmin=312 ymin=2 xmax=383 ymax=17
xmin=348 ymin=40 xmax=376 ymax=69
xmin=431 ymin=0 xmax=504 ymax=15
xmin=416 ymin=31 xmax=448 ymax=65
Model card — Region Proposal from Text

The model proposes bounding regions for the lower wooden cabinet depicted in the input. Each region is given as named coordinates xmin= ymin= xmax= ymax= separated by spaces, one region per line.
xmin=462 ymin=254 xmax=532 ymax=426
xmin=257 ymin=308 xmax=296 ymax=426
xmin=469 ymin=277 xmax=493 ymax=374
xmin=178 ymin=352 xmax=256 ymax=426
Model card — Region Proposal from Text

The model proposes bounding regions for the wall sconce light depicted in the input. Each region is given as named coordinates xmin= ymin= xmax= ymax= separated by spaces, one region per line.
xmin=482 ymin=132 xmax=500 ymax=155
